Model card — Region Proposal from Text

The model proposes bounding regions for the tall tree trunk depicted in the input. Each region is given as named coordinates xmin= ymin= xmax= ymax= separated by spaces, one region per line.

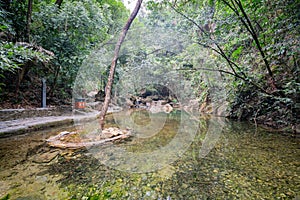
xmin=26 ymin=0 xmax=33 ymax=42
xmin=99 ymin=0 xmax=143 ymax=129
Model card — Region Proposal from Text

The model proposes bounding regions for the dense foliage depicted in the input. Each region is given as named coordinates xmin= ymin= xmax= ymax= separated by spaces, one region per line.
xmin=144 ymin=0 xmax=299 ymax=129
xmin=0 ymin=0 xmax=128 ymax=106
xmin=0 ymin=0 xmax=299 ymax=129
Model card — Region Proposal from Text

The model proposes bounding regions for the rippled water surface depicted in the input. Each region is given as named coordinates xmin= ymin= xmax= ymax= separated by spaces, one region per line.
xmin=0 ymin=110 xmax=299 ymax=199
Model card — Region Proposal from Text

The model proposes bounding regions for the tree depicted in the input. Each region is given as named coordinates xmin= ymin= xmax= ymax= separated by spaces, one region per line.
xmin=146 ymin=0 xmax=299 ymax=127
xmin=0 ymin=0 xmax=130 ymax=107
xmin=99 ymin=0 xmax=143 ymax=129
xmin=0 ymin=5 xmax=53 ymax=95
xmin=220 ymin=0 xmax=275 ymax=86
xmin=148 ymin=0 xmax=299 ymax=94
xmin=96 ymin=0 xmax=129 ymax=35
xmin=32 ymin=0 xmax=110 ymax=99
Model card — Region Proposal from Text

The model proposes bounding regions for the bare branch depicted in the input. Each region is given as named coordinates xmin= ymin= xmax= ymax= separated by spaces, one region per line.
xmin=171 ymin=4 xmax=246 ymax=78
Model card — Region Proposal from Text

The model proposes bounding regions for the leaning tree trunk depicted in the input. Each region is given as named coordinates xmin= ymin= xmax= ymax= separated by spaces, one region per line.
xmin=99 ymin=0 xmax=143 ymax=129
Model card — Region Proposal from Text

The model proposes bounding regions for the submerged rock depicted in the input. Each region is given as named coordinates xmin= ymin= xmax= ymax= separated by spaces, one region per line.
xmin=30 ymin=150 xmax=60 ymax=163
xmin=100 ymin=127 xmax=131 ymax=139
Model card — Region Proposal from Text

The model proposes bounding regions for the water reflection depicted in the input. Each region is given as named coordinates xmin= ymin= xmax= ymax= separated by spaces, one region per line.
xmin=0 ymin=110 xmax=299 ymax=199
xmin=82 ymin=109 xmax=199 ymax=173
xmin=199 ymin=117 xmax=225 ymax=158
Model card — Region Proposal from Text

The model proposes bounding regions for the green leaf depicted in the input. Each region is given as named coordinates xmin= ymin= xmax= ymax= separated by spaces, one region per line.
xmin=231 ymin=46 xmax=243 ymax=60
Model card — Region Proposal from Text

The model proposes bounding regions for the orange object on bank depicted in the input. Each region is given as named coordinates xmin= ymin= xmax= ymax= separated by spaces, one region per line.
xmin=75 ymin=98 xmax=86 ymax=109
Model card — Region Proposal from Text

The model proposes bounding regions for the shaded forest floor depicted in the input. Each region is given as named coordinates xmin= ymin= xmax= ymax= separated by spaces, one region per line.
xmin=0 ymin=77 xmax=72 ymax=109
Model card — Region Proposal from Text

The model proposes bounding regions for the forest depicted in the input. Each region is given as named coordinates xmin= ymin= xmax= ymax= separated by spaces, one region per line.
xmin=0 ymin=0 xmax=300 ymax=199
xmin=0 ymin=0 xmax=299 ymax=129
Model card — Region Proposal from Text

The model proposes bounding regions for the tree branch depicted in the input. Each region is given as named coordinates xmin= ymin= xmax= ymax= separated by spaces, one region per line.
xmin=222 ymin=0 xmax=274 ymax=81
xmin=178 ymin=67 xmax=270 ymax=95
xmin=170 ymin=2 xmax=274 ymax=95
xmin=235 ymin=0 xmax=274 ymax=80
xmin=170 ymin=5 xmax=207 ymax=36
xmin=171 ymin=4 xmax=246 ymax=78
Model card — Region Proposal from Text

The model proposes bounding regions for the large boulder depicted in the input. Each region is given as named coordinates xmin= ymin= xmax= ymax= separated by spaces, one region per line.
xmin=163 ymin=103 xmax=173 ymax=113
xmin=149 ymin=101 xmax=174 ymax=113
xmin=124 ymin=95 xmax=138 ymax=108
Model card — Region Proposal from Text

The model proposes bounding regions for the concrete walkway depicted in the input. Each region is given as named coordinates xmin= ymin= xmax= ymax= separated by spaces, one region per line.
xmin=0 ymin=105 xmax=124 ymax=137
xmin=0 ymin=112 xmax=100 ymax=137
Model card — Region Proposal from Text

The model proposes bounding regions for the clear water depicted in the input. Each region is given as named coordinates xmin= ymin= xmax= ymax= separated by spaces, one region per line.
xmin=0 ymin=110 xmax=299 ymax=199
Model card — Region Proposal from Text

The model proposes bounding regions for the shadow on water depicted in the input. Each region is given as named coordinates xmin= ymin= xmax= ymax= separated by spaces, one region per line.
xmin=0 ymin=110 xmax=299 ymax=199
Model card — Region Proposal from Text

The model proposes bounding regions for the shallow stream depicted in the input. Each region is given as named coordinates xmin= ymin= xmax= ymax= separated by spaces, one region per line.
xmin=0 ymin=110 xmax=299 ymax=199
